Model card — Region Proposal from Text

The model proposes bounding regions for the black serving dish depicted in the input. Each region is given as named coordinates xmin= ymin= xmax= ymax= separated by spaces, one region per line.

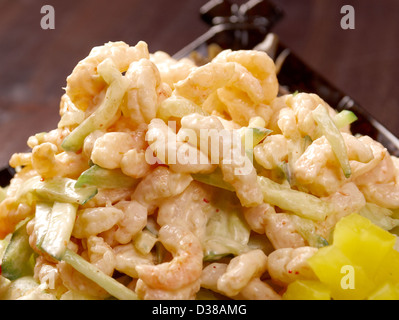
xmin=1 ymin=0 xmax=399 ymax=187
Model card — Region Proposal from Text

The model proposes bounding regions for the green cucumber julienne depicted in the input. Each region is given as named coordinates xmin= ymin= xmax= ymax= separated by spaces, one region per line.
xmin=16 ymin=176 xmax=97 ymax=205
xmin=38 ymin=202 xmax=78 ymax=261
xmin=1 ymin=220 xmax=35 ymax=281
xmin=62 ymin=249 xmax=139 ymax=300
xmin=76 ymin=165 xmax=138 ymax=189
xmin=312 ymin=104 xmax=352 ymax=178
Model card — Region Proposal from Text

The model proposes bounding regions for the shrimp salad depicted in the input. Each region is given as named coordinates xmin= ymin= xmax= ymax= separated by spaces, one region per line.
xmin=1 ymin=41 xmax=399 ymax=300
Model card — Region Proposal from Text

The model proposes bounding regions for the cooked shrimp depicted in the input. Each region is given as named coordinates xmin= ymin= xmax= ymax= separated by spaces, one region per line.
xmin=263 ymin=212 xmax=306 ymax=249
xmin=31 ymin=142 xmax=89 ymax=179
xmin=132 ymin=166 xmax=193 ymax=213
xmin=217 ymin=249 xmax=268 ymax=297
xmin=267 ymin=246 xmax=318 ymax=285
xmin=243 ymin=203 xmax=275 ymax=234
xmin=135 ymin=278 xmax=201 ymax=300
xmin=136 ymin=224 xmax=203 ymax=291
xmin=113 ymin=200 xmax=147 ymax=244
xmin=180 ymin=113 xmax=263 ymax=207
xmin=150 ymin=51 xmax=196 ymax=89
xmin=157 ymin=181 xmax=212 ymax=240
xmin=66 ymin=41 xmax=149 ymax=111
xmin=146 ymin=118 xmax=216 ymax=174
xmin=86 ymin=235 xmax=116 ymax=276
xmin=122 ymin=58 xmax=170 ymax=125
xmin=72 ymin=205 xmax=124 ymax=239
xmin=213 ymin=49 xmax=279 ymax=104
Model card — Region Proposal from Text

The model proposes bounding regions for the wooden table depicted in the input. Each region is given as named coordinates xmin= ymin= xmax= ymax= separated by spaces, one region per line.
xmin=0 ymin=0 xmax=398 ymax=168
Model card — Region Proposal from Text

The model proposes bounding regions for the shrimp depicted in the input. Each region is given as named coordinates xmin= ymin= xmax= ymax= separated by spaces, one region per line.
xmin=132 ymin=166 xmax=193 ymax=214
xmin=86 ymin=235 xmax=116 ymax=277
xmin=317 ymin=182 xmax=366 ymax=238
xmin=294 ymin=133 xmax=374 ymax=197
xmin=150 ymin=51 xmax=196 ymax=89
xmin=122 ymin=58 xmax=171 ymax=125
xmin=174 ymin=62 xmax=236 ymax=105
xmin=217 ymin=249 xmax=268 ymax=297
xmin=263 ymin=212 xmax=306 ymax=249
xmin=66 ymin=41 xmax=149 ymax=111
xmin=254 ymin=134 xmax=289 ymax=170
xmin=135 ymin=278 xmax=201 ymax=300
xmin=180 ymin=113 xmax=263 ymax=207
xmin=72 ymin=205 xmax=124 ymax=239
xmin=242 ymin=203 xmax=275 ymax=234
xmin=136 ymin=224 xmax=203 ymax=291
xmin=213 ymin=49 xmax=279 ymax=104
xmin=201 ymin=262 xmax=281 ymax=300
xmin=267 ymin=246 xmax=318 ymax=286
xmin=234 ymin=278 xmax=281 ymax=300
xmin=353 ymin=139 xmax=399 ymax=208
xmin=90 ymin=132 xmax=136 ymax=169
xmin=146 ymin=118 xmax=216 ymax=174
xmin=157 ymin=181 xmax=212 ymax=240
xmin=113 ymin=200 xmax=147 ymax=244
xmin=31 ymin=142 xmax=89 ymax=179
xmin=276 ymin=93 xmax=339 ymax=140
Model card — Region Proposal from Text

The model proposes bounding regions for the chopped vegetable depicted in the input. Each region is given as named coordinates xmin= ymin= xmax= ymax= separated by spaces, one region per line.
xmin=312 ymin=104 xmax=351 ymax=178
xmin=307 ymin=213 xmax=399 ymax=300
xmin=62 ymin=249 xmax=139 ymax=300
xmin=192 ymin=167 xmax=235 ymax=192
xmin=202 ymin=190 xmax=251 ymax=261
xmin=61 ymin=59 xmax=129 ymax=152
xmin=358 ymin=202 xmax=399 ymax=231
xmin=38 ymin=202 xmax=78 ymax=260
xmin=16 ymin=176 xmax=97 ymax=205
xmin=76 ymin=164 xmax=138 ymax=189
xmin=34 ymin=202 xmax=53 ymax=248
xmin=1 ymin=220 xmax=35 ymax=281
xmin=157 ymin=95 xmax=207 ymax=122
xmin=333 ymin=110 xmax=358 ymax=129
xmin=283 ymin=280 xmax=331 ymax=300
xmin=257 ymin=176 xmax=331 ymax=221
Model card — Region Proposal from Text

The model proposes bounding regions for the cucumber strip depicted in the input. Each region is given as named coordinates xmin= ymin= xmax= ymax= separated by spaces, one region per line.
xmin=62 ymin=249 xmax=139 ymax=300
xmin=312 ymin=104 xmax=352 ymax=178
xmin=34 ymin=202 xmax=53 ymax=248
xmin=240 ymin=127 xmax=272 ymax=149
xmin=16 ymin=176 xmax=97 ymax=205
xmin=1 ymin=220 xmax=35 ymax=281
xmin=61 ymin=61 xmax=129 ymax=152
xmin=333 ymin=110 xmax=358 ymax=129
xmin=192 ymin=167 xmax=235 ymax=192
xmin=76 ymin=165 xmax=138 ymax=189
xmin=39 ymin=202 xmax=78 ymax=260
xmin=257 ymin=176 xmax=331 ymax=221
xmin=157 ymin=95 xmax=207 ymax=122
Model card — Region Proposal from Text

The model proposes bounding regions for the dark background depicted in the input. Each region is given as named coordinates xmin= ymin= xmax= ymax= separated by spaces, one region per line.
xmin=0 ymin=0 xmax=398 ymax=168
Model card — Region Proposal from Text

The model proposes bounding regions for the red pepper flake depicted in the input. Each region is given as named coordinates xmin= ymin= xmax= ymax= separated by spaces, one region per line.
xmin=203 ymin=198 xmax=210 ymax=203
xmin=295 ymin=271 xmax=299 ymax=275
xmin=216 ymin=209 xmax=219 ymax=212
xmin=288 ymin=270 xmax=292 ymax=274
xmin=40 ymin=177 xmax=45 ymax=182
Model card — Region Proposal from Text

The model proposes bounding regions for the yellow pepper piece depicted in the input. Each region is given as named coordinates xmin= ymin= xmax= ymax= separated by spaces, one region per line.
xmin=333 ymin=213 xmax=396 ymax=278
xmin=283 ymin=280 xmax=331 ymax=300
xmin=368 ymin=282 xmax=399 ymax=300
xmin=308 ymin=244 xmax=375 ymax=300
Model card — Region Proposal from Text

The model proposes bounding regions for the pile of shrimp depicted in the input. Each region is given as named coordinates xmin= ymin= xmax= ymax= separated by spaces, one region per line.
xmin=1 ymin=40 xmax=399 ymax=300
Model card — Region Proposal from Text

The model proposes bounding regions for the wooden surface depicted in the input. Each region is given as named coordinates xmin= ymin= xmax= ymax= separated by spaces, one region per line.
xmin=0 ymin=0 xmax=398 ymax=168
